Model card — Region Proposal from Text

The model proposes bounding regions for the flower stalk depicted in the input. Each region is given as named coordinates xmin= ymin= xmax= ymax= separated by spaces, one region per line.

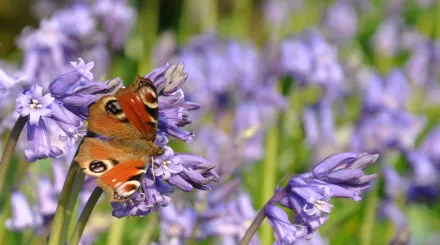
xmin=69 ymin=187 xmax=103 ymax=245
xmin=47 ymin=161 xmax=80 ymax=245
xmin=239 ymin=208 xmax=266 ymax=245
xmin=0 ymin=116 xmax=28 ymax=206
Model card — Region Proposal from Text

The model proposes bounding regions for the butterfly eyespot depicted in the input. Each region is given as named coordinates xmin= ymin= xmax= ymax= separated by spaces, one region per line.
xmin=90 ymin=161 xmax=107 ymax=173
xmin=82 ymin=159 xmax=115 ymax=177
xmin=105 ymin=100 xmax=122 ymax=115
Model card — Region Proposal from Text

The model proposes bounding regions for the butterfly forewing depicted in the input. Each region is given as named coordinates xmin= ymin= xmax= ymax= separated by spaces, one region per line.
xmin=116 ymin=76 xmax=159 ymax=142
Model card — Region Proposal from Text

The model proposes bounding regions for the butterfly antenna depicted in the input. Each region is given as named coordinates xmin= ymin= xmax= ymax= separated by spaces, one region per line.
xmin=167 ymin=132 xmax=195 ymax=144
xmin=151 ymin=156 xmax=156 ymax=182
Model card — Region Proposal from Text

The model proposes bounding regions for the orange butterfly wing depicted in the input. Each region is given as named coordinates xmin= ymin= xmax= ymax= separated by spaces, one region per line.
xmin=116 ymin=76 xmax=159 ymax=142
xmin=96 ymin=159 xmax=145 ymax=202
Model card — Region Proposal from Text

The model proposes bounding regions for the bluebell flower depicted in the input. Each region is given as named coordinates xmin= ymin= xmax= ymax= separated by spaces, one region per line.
xmin=282 ymin=31 xmax=344 ymax=94
xmin=265 ymin=204 xmax=308 ymax=245
xmin=323 ymin=0 xmax=358 ymax=43
xmin=352 ymin=110 xmax=426 ymax=153
xmin=158 ymin=201 xmax=197 ymax=245
xmin=6 ymin=192 xmax=43 ymax=231
xmin=267 ymin=152 xmax=378 ymax=239
xmin=93 ymin=0 xmax=136 ymax=50
xmin=405 ymin=39 xmax=440 ymax=86
xmin=371 ymin=17 xmax=403 ymax=57
xmin=146 ymin=63 xmax=198 ymax=143
xmin=200 ymin=192 xmax=261 ymax=245
xmin=16 ymin=84 xmax=54 ymax=125
xmin=362 ymin=69 xmax=410 ymax=113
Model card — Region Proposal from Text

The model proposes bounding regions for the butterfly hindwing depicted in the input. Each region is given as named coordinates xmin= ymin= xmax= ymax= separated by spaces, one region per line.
xmin=74 ymin=137 xmax=143 ymax=177
xmin=96 ymin=159 xmax=146 ymax=202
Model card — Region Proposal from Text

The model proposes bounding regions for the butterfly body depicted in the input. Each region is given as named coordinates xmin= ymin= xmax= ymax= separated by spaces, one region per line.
xmin=74 ymin=76 xmax=164 ymax=202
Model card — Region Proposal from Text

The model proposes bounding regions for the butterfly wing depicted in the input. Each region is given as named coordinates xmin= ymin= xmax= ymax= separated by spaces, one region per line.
xmin=96 ymin=159 xmax=146 ymax=202
xmin=116 ymin=76 xmax=159 ymax=142
xmin=74 ymin=137 xmax=142 ymax=177
xmin=87 ymin=95 xmax=144 ymax=140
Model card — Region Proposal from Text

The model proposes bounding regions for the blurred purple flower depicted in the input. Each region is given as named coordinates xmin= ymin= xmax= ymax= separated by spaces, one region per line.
xmin=282 ymin=31 xmax=344 ymax=93
xmin=200 ymin=192 xmax=261 ymax=245
xmin=323 ymin=0 xmax=358 ymax=43
xmin=371 ymin=17 xmax=402 ymax=57
xmin=93 ymin=0 xmax=136 ymax=50
xmin=362 ymin=69 xmax=410 ymax=113
xmin=158 ymin=201 xmax=197 ymax=245
xmin=352 ymin=111 xmax=426 ymax=153
xmin=405 ymin=39 xmax=440 ymax=86
xmin=6 ymin=192 xmax=43 ymax=231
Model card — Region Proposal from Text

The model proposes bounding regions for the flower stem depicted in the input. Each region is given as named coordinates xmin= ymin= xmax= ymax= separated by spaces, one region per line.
xmin=47 ymin=161 xmax=80 ymax=245
xmin=0 ymin=116 xmax=27 ymax=202
xmin=239 ymin=208 xmax=267 ymax=245
xmin=108 ymin=217 xmax=126 ymax=245
xmin=69 ymin=187 xmax=103 ymax=245
xmin=261 ymin=126 xmax=279 ymax=244
xmin=137 ymin=212 xmax=159 ymax=245
xmin=59 ymin=171 xmax=85 ymax=245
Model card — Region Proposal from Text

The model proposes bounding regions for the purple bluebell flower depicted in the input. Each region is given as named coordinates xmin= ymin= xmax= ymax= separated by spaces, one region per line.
xmin=16 ymin=84 xmax=54 ymax=125
xmin=405 ymin=39 xmax=440 ymax=86
xmin=265 ymin=204 xmax=308 ymax=244
xmin=362 ymin=69 xmax=410 ymax=113
xmin=200 ymin=192 xmax=261 ymax=245
xmin=153 ymin=31 xmax=177 ymax=67
xmin=295 ymin=232 xmax=329 ymax=245
xmin=155 ymin=146 xmax=219 ymax=192
xmin=179 ymin=33 xmax=234 ymax=113
xmin=146 ymin=63 xmax=198 ymax=143
xmin=37 ymin=178 xmax=58 ymax=219
xmin=281 ymin=31 xmax=344 ymax=93
xmin=6 ymin=192 xmax=43 ymax=231
xmin=352 ymin=110 xmax=426 ymax=153
xmin=323 ymin=0 xmax=358 ymax=43
xmin=158 ymin=201 xmax=197 ymax=245
xmin=371 ymin=17 xmax=403 ymax=57
xmin=379 ymin=200 xmax=407 ymax=228
xmin=267 ymin=152 xmax=378 ymax=238
xmin=93 ymin=0 xmax=136 ymax=50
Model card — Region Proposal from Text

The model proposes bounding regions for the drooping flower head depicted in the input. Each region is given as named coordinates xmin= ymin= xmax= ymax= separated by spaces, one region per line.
xmin=266 ymin=152 xmax=378 ymax=241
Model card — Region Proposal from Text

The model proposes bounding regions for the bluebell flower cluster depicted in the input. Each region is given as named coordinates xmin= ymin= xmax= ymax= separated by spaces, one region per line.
xmin=265 ymin=152 xmax=378 ymax=243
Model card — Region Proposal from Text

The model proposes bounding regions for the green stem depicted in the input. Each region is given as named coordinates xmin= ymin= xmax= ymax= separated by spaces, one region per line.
xmin=239 ymin=208 xmax=266 ymax=245
xmin=107 ymin=217 xmax=126 ymax=245
xmin=261 ymin=127 xmax=278 ymax=245
xmin=69 ymin=187 xmax=103 ymax=245
xmin=0 ymin=116 xmax=27 ymax=202
xmin=47 ymin=162 xmax=80 ymax=245
xmin=59 ymin=171 xmax=85 ymax=245
xmin=138 ymin=0 xmax=159 ymax=73
xmin=360 ymin=183 xmax=379 ymax=245
xmin=186 ymin=218 xmax=200 ymax=245
xmin=199 ymin=0 xmax=217 ymax=32
xmin=138 ymin=212 xmax=159 ymax=245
